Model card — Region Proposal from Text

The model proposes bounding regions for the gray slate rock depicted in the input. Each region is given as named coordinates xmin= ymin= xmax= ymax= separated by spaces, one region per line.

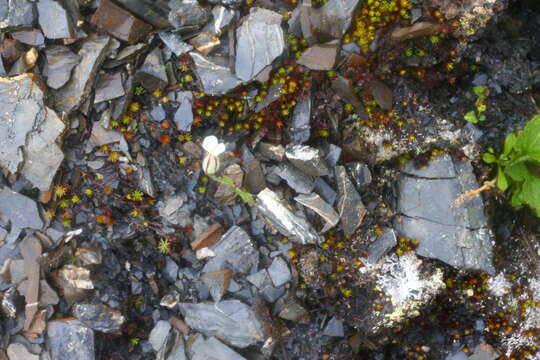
xmin=7 ymin=343 xmax=39 ymax=360
xmin=202 ymin=225 xmax=258 ymax=274
xmin=191 ymin=52 xmax=241 ymax=95
xmin=159 ymin=31 xmax=193 ymax=56
xmin=367 ymin=227 xmax=397 ymax=264
xmin=94 ymin=71 xmax=125 ymax=104
xmin=136 ymin=47 xmax=168 ymax=90
xmin=290 ymin=96 xmax=311 ymax=144
xmin=306 ymin=0 xmax=360 ymax=40
xmin=285 ymin=145 xmax=329 ymax=177
xmin=275 ymin=163 xmax=315 ymax=194
xmin=168 ymin=0 xmax=211 ymax=28
xmin=347 ymin=162 xmax=372 ymax=188
xmin=73 ymin=304 xmax=125 ymax=333
xmin=256 ymin=188 xmax=321 ymax=245
xmin=235 ymin=8 xmax=284 ymax=82
xmin=295 ymin=192 xmax=339 ymax=232
xmin=0 ymin=188 xmax=43 ymax=229
xmin=174 ymin=91 xmax=193 ymax=131
xmin=336 ymin=166 xmax=366 ymax=236
xmin=394 ymin=155 xmax=494 ymax=274
xmin=187 ymin=334 xmax=246 ymax=360
xmin=11 ymin=29 xmax=44 ymax=45
xmin=267 ymin=257 xmax=291 ymax=287
xmin=149 ymin=320 xmax=171 ymax=352
xmin=0 ymin=0 xmax=36 ymax=30
xmin=323 ymin=316 xmax=344 ymax=337
xmin=44 ymin=46 xmax=81 ymax=89
xmin=37 ymin=0 xmax=76 ymax=39
xmin=47 ymin=320 xmax=95 ymax=360
xmin=54 ymin=36 xmax=111 ymax=114
xmin=178 ymin=300 xmax=264 ymax=348
xmin=246 ymin=269 xmax=284 ymax=303
xmin=166 ymin=331 xmax=187 ymax=360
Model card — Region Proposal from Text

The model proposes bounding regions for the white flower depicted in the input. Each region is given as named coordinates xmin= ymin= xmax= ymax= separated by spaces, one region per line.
xmin=202 ymin=135 xmax=225 ymax=175
xmin=202 ymin=135 xmax=225 ymax=157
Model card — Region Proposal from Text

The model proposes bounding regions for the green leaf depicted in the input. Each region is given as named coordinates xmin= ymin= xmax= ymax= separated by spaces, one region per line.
xmin=503 ymin=132 xmax=517 ymax=156
xmin=464 ymin=111 xmax=478 ymax=123
xmin=213 ymin=176 xmax=234 ymax=186
xmin=522 ymin=176 xmax=540 ymax=213
xmin=511 ymin=188 xmax=524 ymax=207
xmin=505 ymin=162 xmax=528 ymax=181
xmin=496 ymin=166 xmax=509 ymax=191
xmin=478 ymin=114 xmax=486 ymax=122
xmin=514 ymin=114 xmax=540 ymax=156
xmin=482 ymin=153 xmax=497 ymax=164
xmin=473 ymin=85 xmax=486 ymax=97
xmin=235 ymin=188 xmax=255 ymax=204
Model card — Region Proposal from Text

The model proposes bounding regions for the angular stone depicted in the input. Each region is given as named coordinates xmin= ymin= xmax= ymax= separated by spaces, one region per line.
xmin=187 ymin=334 xmax=246 ymax=360
xmin=201 ymin=269 xmax=233 ymax=302
xmin=391 ymin=22 xmax=443 ymax=42
xmin=166 ymin=331 xmax=187 ymax=360
xmin=314 ymin=177 xmax=337 ymax=205
xmin=202 ymin=226 xmax=258 ymax=274
xmin=244 ymin=159 xmax=266 ymax=194
xmin=256 ymin=188 xmax=321 ymax=245
xmin=469 ymin=343 xmax=500 ymax=360
xmin=368 ymin=79 xmax=393 ymax=111
xmin=191 ymin=223 xmax=223 ymax=250
xmin=54 ymin=36 xmax=111 ymax=114
xmin=21 ymin=107 xmax=65 ymax=191
xmin=47 ymin=320 xmax=95 ymax=360
xmin=203 ymin=6 xmax=236 ymax=35
xmin=0 ymin=0 xmax=36 ymax=30
xmin=94 ymin=71 xmax=125 ymax=104
xmin=267 ymin=257 xmax=290 ymax=287
xmin=306 ymin=0 xmax=360 ymax=40
xmin=235 ymin=8 xmax=284 ymax=82
xmin=347 ymin=162 xmax=372 ymax=188
xmin=174 ymin=91 xmax=193 ymax=131
xmin=254 ymin=84 xmax=282 ymax=113
xmin=73 ymin=304 xmax=125 ymax=333
xmin=178 ymin=300 xmax=264 ymax=348
xmin=11 ymin=29 xmax=44 ymax=46
xmin=0 ymin=188 xmax=43 ymax=229
xmin=159 ymin=31 xmax=193 ymax=56
xmin=43 ymin=46 xmax=81 ymax=89
xmin=290 ymin=96 xmax=311 ymax=144
xmin=367 ymin=227 xmax=397 ymax=264
xmin=114 ymin=0 xmax=171 ymax=28
xmin=336 ymin=166 xmax=366 ymax=236
xmin=136 ymin=46 xmax=168 ymax=90
xmin=91 ymin=0 xmax=152 ymax=44
xmin=191 ymin=52 xmax=241 ymax=95
xmin=150 ymin=104 xmax=166 ymax=122
xmin=189 ymin=31 xmax=220 ymax=56
xmin=323 ymin=317 xmax=344 ymax=337
xmin=149 ymin=320 xmax=171 ymax=352
xmin=168 ymin=0 xmax=211 ymax=28
xmin=285 ymin=145 xmax=329 ymax=177
xmin=275 ymin=163 xmax=315 ymax=194
xmin=394 ymin=155 xmax=494 ymax=274
xmin=37 ymin=0 xmax=76 ymax=39
xmin=297 ymin=41 xmax=338 ymax=70
xmin=53 ymin=265 xmax=93 ymax=289
xmin=274 ymin=293 xmax=309 ymax=323
xmin=295 ymin=193 xmax=339 ymax=232
xmin=257 ymin=142 xmax=285 ymax=162
xmin=7 ymin=343 xmax=38 ymax=360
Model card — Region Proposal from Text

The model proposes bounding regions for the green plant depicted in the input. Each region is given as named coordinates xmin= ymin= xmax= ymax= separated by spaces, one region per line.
xmin=464 ymin=86 xmax=488 ymax=123
xmin=212 ymin=176 xmax=255 ymax=204
xmin=483 ymin=114 xmax=540 ymax=215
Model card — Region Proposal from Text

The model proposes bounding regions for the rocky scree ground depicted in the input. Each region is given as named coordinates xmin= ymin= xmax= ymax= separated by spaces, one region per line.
xmin=0 ymin=0 xmax=539 ymax=359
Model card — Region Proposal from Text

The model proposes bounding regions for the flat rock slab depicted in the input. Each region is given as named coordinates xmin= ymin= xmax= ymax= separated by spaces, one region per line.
xmin=187 ymin=334 xmax=246 ymax=360
xmin=43 ymin=45 xmax=81 ymax=89
xmin=235 ymin=7 xmax=284 ymax=82
xmin=191 ymin=52 xmax=241 ymax=95
xmin=0 ymin=188 xmax=43 ymax=229
xmin=178 ymin=300 xmax=264 ymax=348
xmin=394 ymin=154 xmax=494 ymax=274
xmin=37 ymin=0 xmax=76 ymax=39
xmin=91 ymin=0 xmax=152 ymax=44
xmin=47 ymin=320 xmax=95 ymax=360
xmin=54 ymin=36 xmax=111 ymax=114
xmin=0 ymin=0 xmax=36 ymax=30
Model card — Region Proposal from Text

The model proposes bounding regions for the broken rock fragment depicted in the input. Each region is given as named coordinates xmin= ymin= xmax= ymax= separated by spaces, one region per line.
xmin=285 ymin=145 xmax=329 ymax=177
xmin=307 ymin=0 xmax=361 ymax=40
xmin=0 ymin=0 xmax=36 ymax=30
xmin=168 ymin=0 xmax=211 ymax=28
xmin=54 ymin=36 xmax=111 ymax=114
xmin=73 ymin=303 xmax=125 ymax=333
xmin=297 ymin=41 xmax=339 ymax=70
xmin=187 ymin=334 xmax=247 ymax=360
xmin=394 ymin=155 xmax=494 ymax=274
xmin=0 ymin=188 xmax=43 ymax=230
xmin=47 ymin=320 xmax=95 ymax=360
xmin=235 ymin=8 xmax=284 ymax=82
xmin=295 ymin=192 xmax=339 ymax=232
xmin=37 ymin=0 xmax=76 ymax=39
xmin=136 ymin=46 xmax=168 ymax=90
xmin=336 ymin=166 xmax=366 ymax=236
xmin=256 ymin=188 xmax=321 ymax=245
xmin=191 ymin=52 xmax=241 ymax=95
xmin=201 ymin=269 xmax=233 ymax=302
xmin=94 ymin=71 xmax=125 ymax=104
xmin=178 ymin=300 xmax=264 ymax=348
xmin=174 ymin=91 xmax=193 ymax=131
xmin=43 ymin=46 xmax=81 ymax=89
xmin=290 ymin=95 xmax=311 ymax=144
xmin=91 ymin=0 xmax=152 ymax=44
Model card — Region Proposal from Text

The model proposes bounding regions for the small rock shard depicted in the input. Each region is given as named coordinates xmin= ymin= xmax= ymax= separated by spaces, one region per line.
xmin=267 ymin=257 xmax=291 ymax=287
xmin=191 ymin=52 xmax=241 ymax=95
xmin=12 ymin=29 xmax=44 ymax=46
xmin=54 ymin=36 xmax=111 ymax=114
xmin=187 ymin=334 xmax=247 ymax=360
xmin=94 ymin=71 xmax=125 ymax=104
xmin=149 ymin=320 xmax=171 ymax=352
xmin=189 ymin=31 xmax=221 ymax=56
xmin=290 ymin=95 xmax=311 ymax=144
xmin=168 ymin=0 xmax=211 ymax=28
xmin=336 ymin=166 xmax=366 ymax=236
xmin=37 ymin=0 xmax=76 ymax=39
xmin=297 ymin=41 xmax=339 ymax=70
xmin=0 ymin=188 xmax=43 ymax=229
xmin=191 ymin=223 xmax=224 ymax=250
xmin=73 ymin=304 xmax=125 ymax=333
xmin=391 ymin=22 xmax=443 ymax=42
xmin=0 ymin=0 xmax=36 ymax=30
xmin=7 ymin=343 xmax=39 ymax=360
xmin=174 ymin=91 xmax=193 ymax=131
xmin=53 ymin=265 xmax=94 ymax=290
xmin=274 ymin=293 xmax=309 ymax=323
xmin=295 ymin=192 xmax=339 ymax=232
xmin=285 ymin=145 xmax=329 ymax=177
xmin=159 ymin=31 xmax=193 ymax=56
xmin=235 ymin=8 xmax=284 ymax=82
xmin=178 ymin=300 xmax=264 ymax=348
xmin=323 ymin=317 xmax=345 ymax=337
xmin=276 ymin=163 xmax=315 ymax=194
xmin=307 ymin=0 xmax=361 ymax=40
xmin=367 ymin=227 xmax=397 ymax=264
xmin=369 ymin=79 xmax=393 ymax=110
xmin=47 ymin=320 xmax=95 ymax=360
xmin=201 ymin=269 xmax=233 ymax=302
xmin=256 ymin=188 xmax=321 ymax=244
xmin=43 ymin=45 xmax=81 ymax=89
xmin=91 ymin=0 xmax=152 ymax=44
xmin=136 ymin=46 xmax=168 ymax=90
